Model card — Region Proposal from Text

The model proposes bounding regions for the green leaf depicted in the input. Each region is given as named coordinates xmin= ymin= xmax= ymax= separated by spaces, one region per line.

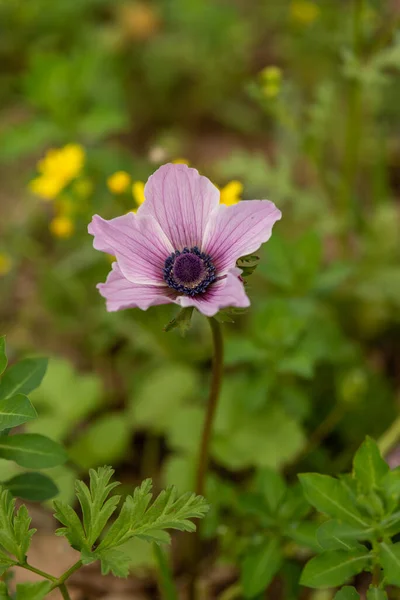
xmin=98 ymin=479 xmax=208 ymax=551
xmin=68 ymin=414 xmax=130 ymax=470
xmin=317 ymin=520 xmax=373 ymax=551
xmin=0 ymin=489 xmax=36 ymax=562
xmin=0 ymin=338 xmax=7 ymax=376
xmin=379 ymin=541 xmax=400 ymax=585
xmin=97 ymin=548 xmax=132 ymax=577
xmin=241 ymin=537 xmax=282 ymax=598
xmin=0 ymin=551 xmax=17 ymax=575
xmin=301 ymin=549 xmax=370 ymax=588
xmin=53 ymin=501 xmax=87 ymax=551
xmin=0 ymin=359 xmax=48 ymax=401
xmin=3 ymin=472 xmax=58 ymax=502
xmin=299 ymin=474 xmax=370 ymax=528
xmin=75 ymin=466 xmax=120 ymax=547
xmin=284 ymin=522 xmax=321 ymax=552
xmin=0 ymin=582 xmax=11 ymax=599
xmin=366 ymin=588 xmax=388 ymax=600
xmin=255 ymin=468 xmax=286 ymax=514
xmin=0 ymin=395 xmax=37 ymax=432
xmin=334 ymin=587 xmax=360 ymax=600
xmin=0 ymin=434 xmax=67 ymax=468
xmin=164 ymin=307 xmax=194 ymax=335
xmin=353 ymin=437 xmax=389 ymax=490
xmin=16 ymin=582 xmax=52 ymax=600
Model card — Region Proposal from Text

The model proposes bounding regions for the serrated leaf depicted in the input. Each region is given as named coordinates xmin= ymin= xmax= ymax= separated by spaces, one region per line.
xmin=75 ymin=466 xmax=120 ymax=547
xmin=299 ymin=474 xmax=370 ymax=528
xmin=0 ymin=489 xmax=36 ymax=562
xmin=366 ymin=588 xmax=388 ymax=600
xmin=317 ymin=520 xmax=373 ymax=551
xmin=300 ymin=549 xmax=370 ymax=588
xmin=53 ymin=501 xmax=87 ymax=551
xmin=0 ymin=338 xmax=7 ymax=376
xmin=164 ymin=307 xmax=194 ymax=335
xmin=98 ymin=480 xmax=208 ymax=551
xmin=16 ymin=581 xmax=52 ymax=600
xmin=0 ymin=395 xmax=37 ymax=432
xmin=0 ymin=551 xmax=17 ymax=575
xmin=3 ymin=472 xmax=58 ymax=502
xmin=241 ymin=537 xmax=282 ymax=598
xmin=97 ymin=548 xmax=132 ymax=577
xmin=353 ymin=437 xmax=389 ymax=490
xmin=0 ymin=434 xmax=67 ymax=468
xmin=334 ymin=587 xmax=360 ymax=599
xmin=0 ymin=359 xmax=48 ymax=401
xmin=379 ymin=541 xmax=400 ymax=585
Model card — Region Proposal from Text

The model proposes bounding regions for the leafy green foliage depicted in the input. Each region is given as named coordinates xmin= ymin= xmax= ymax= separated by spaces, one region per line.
xmin=3 ymin=472 xmax=58 ymax=502
xmin=0 ymin=433 xmax=67 ymax=469
xmin=0 ymin=359 xmax=48 ymax=401
xmin=300 ymin=437 xmax=400 ymax=594
xmin=0 ymin=395 xmax=37 ymax=431
xmin=15 ymin=582 xmax=52 ymax=600
xmin=241 ymin=537 xmax=282 ymax=598
xmin=300 ymin=549 xmax=371 ymax=588
xmin=55 ymin=467 xmax=208 ymax=576
xmin=0 ymin=488 xmax=36 ymax=564
xmin=334 ymin=587 xmax=360 ymax=600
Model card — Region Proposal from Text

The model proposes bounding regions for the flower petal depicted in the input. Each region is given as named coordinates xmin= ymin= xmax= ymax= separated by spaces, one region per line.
xmin=98 ymin=263 xmax=177 ymax=311
xmin=138 ymin=164 xmax=220 ymax=250
xmin=202 ymin=200 xmax=281 ymax=274
xmin=88 ymin=212 xmax=173 ymax=285
xmin=178 ymin=268 xmax=250 ymax=317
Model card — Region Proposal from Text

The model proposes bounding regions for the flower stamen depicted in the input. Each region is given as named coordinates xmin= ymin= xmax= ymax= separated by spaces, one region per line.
xmin=163 ymin=247 xmax=216 ymax=296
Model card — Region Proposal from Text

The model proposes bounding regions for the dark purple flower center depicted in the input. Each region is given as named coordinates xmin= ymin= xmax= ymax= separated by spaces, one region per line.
xmin=163 ymin=246 xmax=216 ymax=296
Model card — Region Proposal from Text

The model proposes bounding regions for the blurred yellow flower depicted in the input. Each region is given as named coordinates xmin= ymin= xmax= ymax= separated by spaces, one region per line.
xmin=260 ymin=66 xmax=282 ymax=99
xmin=49 ymin=215 xmax=75 ymax=239
xmin=29 ymin=176 xmax=65 ymax=201
xmin=132 ymin=181 xmax=146 ymax=206
xmin=220 ymin=180 xmax=243 ymax=206
xmin=107 ymin=171 xmax=131 ymax=194
xmin=30 ymin=144 xmax=85 ymax=201
xmin=0 ymin=253 xmax=12 ymax=276
xmin=290 ymin=0 xmax=320 ymax=25
xmin=172 ymin=158 xmax=190 ymax=165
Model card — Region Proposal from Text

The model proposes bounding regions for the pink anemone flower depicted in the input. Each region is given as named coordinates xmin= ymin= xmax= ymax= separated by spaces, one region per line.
xmin=89 ymin=164 xmax=281 ymax=317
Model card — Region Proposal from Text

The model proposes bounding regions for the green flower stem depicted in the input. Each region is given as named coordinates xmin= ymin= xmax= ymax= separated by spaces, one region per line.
xmin=153 ymin=543 xmax=179 ymax=600
xmin=378 ymin=414 xmax=400 ymax=458
xmin=189 ymin=317 xmax=224 ymax=599
xmin=195 ymin=317 xmax=224 ymax=497
xmin=339 ymin=0 xmax=364 ymax=236
xmin=59 ymin=583 xmax=72 ymax=600
xmin=21 ymin=563 xmax=58 ymax=583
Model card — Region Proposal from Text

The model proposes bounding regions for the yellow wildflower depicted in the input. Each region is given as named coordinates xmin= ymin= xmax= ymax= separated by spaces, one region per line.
xmin=172 ymin=158 xmax=190 ymax=165
xmin=290 ymin=0 xmax=320 ymax=25
xmin=49 ymin=215 xmax=74 ymax=239
xmin=132 ymin=181 xmax=146 ymax=206
xmin=30 ymin=144 xmax=85 ymax=200
xmin=220 ymin=181 xmax=243 ymax=206
xmin=260 ymin=66 xmax=282 ymax=99
xmin=29 ymin=176 xmax=65 ymax=201
xmin=0 ymin=253 xmax=12 ymax=276
xmin=107 ymin=171 xmax=131 ymax=194
xmin=39 ymin=144 xmax=85 ymax=182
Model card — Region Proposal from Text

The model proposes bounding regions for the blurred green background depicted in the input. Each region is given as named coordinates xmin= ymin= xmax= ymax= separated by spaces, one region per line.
xmin=1 ymin=0 xmax=400 ymax=594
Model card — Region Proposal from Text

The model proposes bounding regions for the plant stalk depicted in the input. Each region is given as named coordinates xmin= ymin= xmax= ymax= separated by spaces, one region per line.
xmin=195 ymin=317 xmax=224 ymax=497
